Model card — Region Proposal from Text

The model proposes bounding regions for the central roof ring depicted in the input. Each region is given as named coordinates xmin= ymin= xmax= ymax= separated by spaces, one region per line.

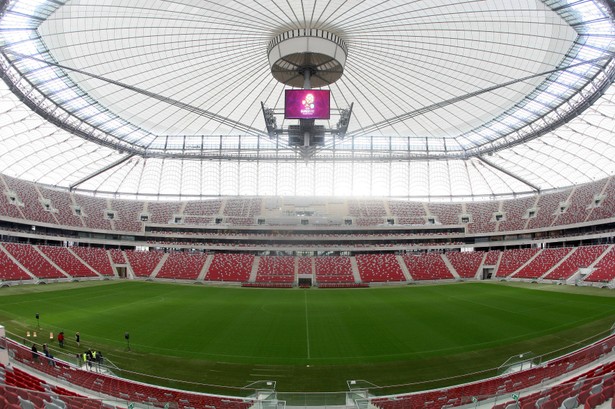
xmin=267 ymin=29 xmax=348 ymax=88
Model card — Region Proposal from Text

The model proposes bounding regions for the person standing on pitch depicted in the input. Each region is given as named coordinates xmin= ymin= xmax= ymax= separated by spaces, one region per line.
xmin=58 ymin=331 xmax=64 ymax=347
xmin=75 ymin=331 xmax=80 ymax=347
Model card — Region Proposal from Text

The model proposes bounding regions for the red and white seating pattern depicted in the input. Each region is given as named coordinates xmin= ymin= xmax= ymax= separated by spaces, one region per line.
xmin=555 ymin=180 xmax=608 ymax=226
xmin=513 ymin=247 xmax=572 ymax=279
xmin=484 ymin=250 xmax=501 ymax=266
xmin=204 ymin=253 xmax=254 ymax=282
xmin=544 ymin=245 xmax=608 ymax=280
xmin=156 ymin=252 xmax=208 ymax=280
xmin=356 ymin=254 xmax=406 ymax=282
xmin=0 ymin=248 xmax=31 ymax=281
xmin=6 ymin=340 xmax=253 ymax=409
xmin=298 ymin=257 xmax=313 ymax=275
xmin=587 ymin=177 xmax=615 ymax=222
xmin=495 ymin=248 xmax=540 ymax=277
xmin=109 ymin=249 xmax=127 ymax=264
xmin=466 ymin=201 xmax=498 ymax=233
xmin=4 ymin=176 xmax=56 ymax=225
xmin=255 ymin=256 xmax=295 ymax=283
xmin=314 ymin=256 xmax=355 ymax=283
xmin=527 ymin=190 xmax=571 ymax=230
xmin=428 ymin=203 xmax=463 ymax=225
xmin=71 ymin=246 xmax=115 ymax=276
xmin=584 ymin=246 xmax=615 ymax=283
xmin=403 ymin=252 xmax=454 ymax=280
xmin=110 ymin=199 xmax=145 ymax=232
xmin=76 ymin=196 xmax=112 ymax=230
xmin=3 ymin=243 xmax=65 ymax=279
xmin=445 ymin=251 xmax=483 ymax=278
xmin=147 ymin=201 xmax=181 ymax=224
xmin=38 ymin=245 xmax=98 ymax=277
xmin=39 ymin=186 xmax=83 ymax=227
xmin=498 ymin=195 xmax=535 ymax=232
xmin=388 ymin=200 xmax=426 ymax=225
xmin=125 ymin=250 xmax=164 ymax=277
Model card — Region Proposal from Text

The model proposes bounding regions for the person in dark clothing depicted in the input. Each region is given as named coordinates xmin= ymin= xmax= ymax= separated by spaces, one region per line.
xmin=31 ymin=344 xmax=38 ymax=361
xmin=75 ymin=332 xmax=80 ymax=347
xmin=57 ymin=331 xmax=64 ymax=347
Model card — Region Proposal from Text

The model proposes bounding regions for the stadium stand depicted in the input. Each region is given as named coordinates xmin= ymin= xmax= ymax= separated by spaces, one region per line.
xmin=371 ymin=334 xmax=615 ymax=409
xmin=255 ymin=256 xmax=295 ymax=283
xmin=147 ymin=201 xmax=181 ymax=224
xmin=297 ymin=257 xmax=313 ymax=275
xmin=5 ymin=340 xmax=254 ymax=409
xmin=587 ymin=177 xmax=615 ymax=222
xmin=512 ymin=247 xmax=572 ymax=279
xmin=110 ymin=199 xmax=145 ymax=232
xmin=75 ymin=195 xmax=112 ymax=231
xmin=71 ymin=246 xmax=115 ymax=276
xmin=402 ymin=252 xmax=454 ymax=281
xmin=204 ymin=253 xmax=254 ymax=282
xmin=387 ymin=200 xmax=426 ymax=225
xmin=466 ymin=201 xmax=498 ymax=233
xmin=484 ymin=250 xmax=501 ymax=266
xmin=495 ymin=248 xmax=540 ymax=277
xmin=155 ymin=252 xmax=208 ymax=280
xmin=544 ymin=245 xmax=608 ymax=281
xmin=4 ymin=175 xmax=56 ymax=225
xmin=427 ymin=203 xmax=462 ymax=225
xmin=445 ymin=251 xmax=484 ymax=278
xmin=0 ymin=248 xmax=31 ymax=281
xmin=498 ymin=195 xmax=535 ymax=232
xmin=124 ymin=250 xmax=164 ymax=277
xmin=356 ymin=254 xmax=406 ymax=282
xmin=584 ymin=246 xmax=615 ymax=283
xmin=224 ymin=198 xmax=260 ymax=225
xmin=2 ymin=243 xmax=66 ymax=279
xmin=527 ymin=189 xmax=571 ymax=230
xmin=314 ymin=256 xmax=355 ymax=283
xmin=38 ymin=245 xmax=98 ymax=278
xmin=555 ymin=179 xmax=608 ymax=226
xmin=38 ymin=186 xmax=83 ymax=227
xmin=109 ymin=249 xmax=127 ymax=265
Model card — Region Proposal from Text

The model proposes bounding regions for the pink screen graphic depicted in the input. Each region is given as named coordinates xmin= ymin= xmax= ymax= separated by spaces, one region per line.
xmin=284 ymin=89 xmax=330 ymax=119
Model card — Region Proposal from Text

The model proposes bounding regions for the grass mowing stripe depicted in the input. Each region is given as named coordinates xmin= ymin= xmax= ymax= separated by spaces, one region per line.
xmin=0 ymin=281 xmax=614 ymax=393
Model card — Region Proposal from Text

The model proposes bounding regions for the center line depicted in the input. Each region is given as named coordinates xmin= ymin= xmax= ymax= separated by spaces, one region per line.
xmin=304 ymin=290 xmax=311 ymax=359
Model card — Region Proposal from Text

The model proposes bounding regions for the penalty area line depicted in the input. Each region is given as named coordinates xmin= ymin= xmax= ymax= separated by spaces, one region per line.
xmin=304 ymin=291 xmax=311 ymax=359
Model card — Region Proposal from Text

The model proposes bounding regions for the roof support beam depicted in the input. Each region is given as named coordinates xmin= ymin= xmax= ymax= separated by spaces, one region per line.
xmin=69 ymin=154 xmax=134 ymax=191
xmin=477 ymin=156 xmax=541 ymax=193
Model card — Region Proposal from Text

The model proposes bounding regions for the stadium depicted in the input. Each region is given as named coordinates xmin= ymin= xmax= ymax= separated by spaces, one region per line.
xmin=1 ymin=0 xmax=615 ymax=408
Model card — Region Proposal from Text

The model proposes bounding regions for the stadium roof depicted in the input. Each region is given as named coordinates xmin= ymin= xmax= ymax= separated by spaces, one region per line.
xmin=0 ymin=0 xmax=614 ymax=200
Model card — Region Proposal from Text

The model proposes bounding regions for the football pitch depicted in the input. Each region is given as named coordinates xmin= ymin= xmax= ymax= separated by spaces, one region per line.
xmin=1 ymin=281 xmax=615 ymax=395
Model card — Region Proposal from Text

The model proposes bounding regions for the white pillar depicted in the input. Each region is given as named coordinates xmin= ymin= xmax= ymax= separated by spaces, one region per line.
xmin=0 ymin=325 xmax=9 ymax=366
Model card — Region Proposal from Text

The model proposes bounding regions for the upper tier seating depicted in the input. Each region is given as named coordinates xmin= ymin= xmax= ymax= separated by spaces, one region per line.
xmin=428 ymin=203 xmax=462 ymax=225
xmin=38 ymin=186 xmax=83 ymax=227
xmin=356 ymin=254 xmax=406 ymax=282
xmin=110 ymin=199 xmax=145 ymax=232
xmin=495 ymin=248 xmax=540 ymax=277
xmin=587 ymin=177 xmax=615 ymax=222
xmin=4 ymin=175 xmax=56 ymax=225
xmin=74 ymin=195 xmax=112 ymax=230
xmin=555 ymin=180 xmax=608 ymax=226
xmin=498 ymin=196 xmax=535 ymax=232
xmin=544 ymin=245 xmax=608 ymax=280
xmin=204 ymin=253 xmax=255 ymax=282
xmin=513 ymin=247 xmax=572 ymax=279
xmin=156 ymin=252 xmax=208 ymax=280
xmin=3 ymin=243 xmax=65 ymax=279
xmin=0 ymin=248 xmax=31 ymax=281
xmin=527 ymin=189 xmax=571 ymax=230
xmin=38 ymin=245 xmax=98 ymax=277
xmin=314 ymin=256 xmax=355 ymax=283
xmin=388 ymin=200 xmax=426 ymax=225
xmin=255 ymin=256 xmax=295 ymax=283
xmin=125 ymin=250 xmax=164 ymax=277
xmin=71 ymin=246 xmax=115 ymax=276
xmin=403 ymin=252 xmax=454 ymax=280
xmin=148 ymin=201 xmax=181 ymax=224
xmin=445 ymin=251 xmax=484 ymax=278
xmin=584 ymin=246 xmax=615 ymax=283
xmin=466 ymin=201 xmax=498 ymax=233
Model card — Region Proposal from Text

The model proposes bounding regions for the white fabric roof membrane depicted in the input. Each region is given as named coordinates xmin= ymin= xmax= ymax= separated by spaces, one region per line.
xmin=0 ymin=0 xmax=614 ymax=199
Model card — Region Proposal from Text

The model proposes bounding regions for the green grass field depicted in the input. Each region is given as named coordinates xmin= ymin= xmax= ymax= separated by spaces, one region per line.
xmin=1 ymin=281 xmax=615 ymax=397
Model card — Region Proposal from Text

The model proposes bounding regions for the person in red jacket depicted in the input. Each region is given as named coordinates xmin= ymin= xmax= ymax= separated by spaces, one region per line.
xmin=57 ymin=331 xmax=64 ymax=347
